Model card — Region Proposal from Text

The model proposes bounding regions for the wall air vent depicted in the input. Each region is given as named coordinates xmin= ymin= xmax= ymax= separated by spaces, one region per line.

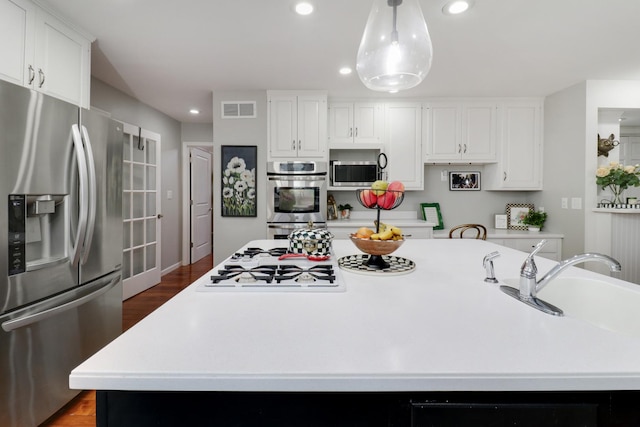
xmin=221 ymin=101 xmax=256 ymax=119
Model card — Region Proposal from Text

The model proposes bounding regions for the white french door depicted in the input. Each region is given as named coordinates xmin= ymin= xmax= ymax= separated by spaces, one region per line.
xmin=190 ymin=147 xmax=212 ymax=263
xmin=121 ymin=122 xmax=162 ymax=300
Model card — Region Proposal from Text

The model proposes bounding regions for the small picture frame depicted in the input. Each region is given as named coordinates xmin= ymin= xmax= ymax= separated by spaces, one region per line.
xmin=495 ymin=214 xmax=508 ymax=229
xmin=420 ymin=202 xmax=444 ymax=230
xmin=506 ymin=203 xmax=534 ymax=230
xmin=449 ymin=171 xmax=480 ymax=191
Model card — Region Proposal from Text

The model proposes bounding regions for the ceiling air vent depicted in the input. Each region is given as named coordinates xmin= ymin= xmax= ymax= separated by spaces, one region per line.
xmin=221 ymin=101 xmax=256 ymax=119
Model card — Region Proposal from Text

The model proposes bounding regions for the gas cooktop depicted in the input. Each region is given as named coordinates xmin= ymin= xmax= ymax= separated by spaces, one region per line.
xmin=196 ymin=247 xmax=345 ymax=292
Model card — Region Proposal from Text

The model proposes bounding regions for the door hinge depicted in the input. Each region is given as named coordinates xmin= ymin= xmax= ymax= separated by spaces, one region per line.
xmin=190 ymin=242 xmax=194 ymax=248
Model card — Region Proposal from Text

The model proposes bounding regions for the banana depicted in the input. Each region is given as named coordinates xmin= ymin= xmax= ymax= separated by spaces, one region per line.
xmin=379 ymin=229 xmax=394 ymax=241
xmin=390 ymin=226 xmax=403 ymax=236
xmin=374 ymin=220 xmax=389 ymax=232
xmin=370 ymin=233 xmax=381 ymax=240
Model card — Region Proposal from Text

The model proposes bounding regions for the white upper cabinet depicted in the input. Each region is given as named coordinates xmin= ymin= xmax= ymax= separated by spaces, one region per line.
xmin=328 ymin=102 xmax=384 ymax=147
xmin=0 ymin=0 xmax=35 ymax=86
xmin=484 ymin=100 xmax=543 ymax=190
xmin=0 ymin=0 xmax=91 ymax=107
xmin=268 ymin=91 xmax=327 ymax=160
xmin=423 ymin=100 xmax=497 ymax=163
xmin=383 ymin=102 xmax=423 ymax=190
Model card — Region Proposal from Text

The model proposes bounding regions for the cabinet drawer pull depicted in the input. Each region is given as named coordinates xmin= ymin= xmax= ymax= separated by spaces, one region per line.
xmin=298 ymin=140 xmax=301 ymax=150
xmin=503 ymin=172 xmax=507 ymax=181
xmin=292 ymin=140 xmax=296 ymax=150
xmin=349 ymin=127 xmax=353 ymax=137
xmin=463 ymin=144 xmax=467 ymax=153
xmin=355 ymin=127 xmax=358 ymax=137
xmin=458 ymin=144 xmax=461 ymax=153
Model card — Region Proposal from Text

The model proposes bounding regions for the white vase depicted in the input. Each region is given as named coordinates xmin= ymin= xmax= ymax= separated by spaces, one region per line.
xmin=528 ymin=226 xmax=540 ymax=232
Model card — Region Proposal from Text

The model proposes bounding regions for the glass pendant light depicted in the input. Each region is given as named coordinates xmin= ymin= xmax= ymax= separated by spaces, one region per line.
xmin=356 ymin=0 xmax=433 ymax=92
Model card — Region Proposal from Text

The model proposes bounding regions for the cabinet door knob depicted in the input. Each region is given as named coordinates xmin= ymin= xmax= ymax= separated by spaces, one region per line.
xmin=38 ymin=68 xmax=45 ymax=88
xmin=292 ymin=140 xmax=296 ymax=150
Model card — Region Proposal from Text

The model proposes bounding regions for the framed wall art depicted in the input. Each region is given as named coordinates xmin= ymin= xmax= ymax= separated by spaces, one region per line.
xmin=449 ymin=171 xmax=481 ymax=191
xmin=221 ymin=145 xmax=257 ymax=217
xmin=420 ymin=202 xmax=444 ymax=230
xmin=506 ymin=203 xmax=534 ymax=230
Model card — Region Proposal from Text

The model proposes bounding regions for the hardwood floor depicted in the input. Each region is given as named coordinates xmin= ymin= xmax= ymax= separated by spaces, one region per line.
xmin=40 ymin=254 xmax=213 ymax=427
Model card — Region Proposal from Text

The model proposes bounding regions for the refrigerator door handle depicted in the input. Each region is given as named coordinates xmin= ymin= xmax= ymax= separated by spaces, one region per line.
xmin=71 ymin=124 xmax=90 ymax=267
xmin=1 ymin=274 xmax=120 ymax=332
xmin=80 ymin=125 xmax=97 ymax=264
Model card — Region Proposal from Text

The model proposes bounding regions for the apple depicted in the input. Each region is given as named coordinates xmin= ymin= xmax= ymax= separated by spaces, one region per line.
xmin=358 ymin=189 xmax=378 ymax=208
xmin=387 ymin=180 xmax=405 ymax=193
xmin=371 ymin=180 xmax=388 ymax=196
xmin=377 ymin=191 xmax=397 ymax=209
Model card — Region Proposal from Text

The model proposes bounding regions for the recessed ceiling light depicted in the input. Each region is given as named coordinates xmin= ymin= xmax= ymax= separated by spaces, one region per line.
xmin=189 ymin=109 xmax=200 ymax=115
xmin=442 ymin=0 xmax=474 ymax=15
xmin=295 ymin=2 xmax=314 ymax=15
xmin=339 ymin=67 xmax=352 ymax=75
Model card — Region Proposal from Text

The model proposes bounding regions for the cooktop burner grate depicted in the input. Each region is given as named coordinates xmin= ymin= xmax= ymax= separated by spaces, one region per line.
xmin=275 ymin=265 xmax=335 ymax=284
xmin=210 ymin=265 xmax=278 ymax=284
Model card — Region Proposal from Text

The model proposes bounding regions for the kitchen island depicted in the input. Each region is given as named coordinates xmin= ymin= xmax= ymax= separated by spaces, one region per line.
xmin=71 ymin=239 xmax=640 ymax=426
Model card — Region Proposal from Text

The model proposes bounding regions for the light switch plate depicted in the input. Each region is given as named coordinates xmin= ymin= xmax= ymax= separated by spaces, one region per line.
xmin=571 ymin=197 xmax=582 ymax=209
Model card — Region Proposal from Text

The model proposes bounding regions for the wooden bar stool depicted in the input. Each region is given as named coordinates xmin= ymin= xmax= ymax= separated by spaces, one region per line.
xmin=448 ymin=224 xmax=487 ymax=240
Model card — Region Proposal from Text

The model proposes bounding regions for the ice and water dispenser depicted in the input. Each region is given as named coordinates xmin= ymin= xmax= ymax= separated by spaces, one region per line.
xmin=8 ymin=194 xmax=68 ymax=276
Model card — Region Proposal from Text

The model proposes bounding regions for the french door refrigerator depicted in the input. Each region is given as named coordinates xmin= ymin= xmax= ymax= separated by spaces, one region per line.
xmin=0 ymin=79 xmax=123 ymax=427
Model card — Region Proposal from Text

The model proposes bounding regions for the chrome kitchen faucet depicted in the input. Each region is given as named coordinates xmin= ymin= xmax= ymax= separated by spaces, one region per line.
xmin=500 ymin=240 xmax=622 ymax=316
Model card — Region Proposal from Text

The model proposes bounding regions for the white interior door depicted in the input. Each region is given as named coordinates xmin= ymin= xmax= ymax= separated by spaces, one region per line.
xmin=190 ymin=147 xmax=212 ymax=263
xmin=122 ymin=122 xmax=162 ymax=300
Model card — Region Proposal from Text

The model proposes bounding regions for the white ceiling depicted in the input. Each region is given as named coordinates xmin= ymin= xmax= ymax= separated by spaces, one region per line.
xmin=39 ymin=0 xmax=640 ymax=124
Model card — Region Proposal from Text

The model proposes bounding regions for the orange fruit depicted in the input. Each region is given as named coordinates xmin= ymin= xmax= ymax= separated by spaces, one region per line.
xmin=355 ymin=227 xmax=375 ymax=239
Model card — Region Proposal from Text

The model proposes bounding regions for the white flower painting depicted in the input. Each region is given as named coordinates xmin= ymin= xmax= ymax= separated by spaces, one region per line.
xmin=221 ymin=146 xmax=257 ymax=217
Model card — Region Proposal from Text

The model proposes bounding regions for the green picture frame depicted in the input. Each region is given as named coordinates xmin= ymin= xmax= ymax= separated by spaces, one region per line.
xmin=420 ymin=202 xmax=444 ymax=230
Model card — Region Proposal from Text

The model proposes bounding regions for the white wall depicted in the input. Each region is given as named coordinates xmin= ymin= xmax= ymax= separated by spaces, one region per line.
xmin=212 ymin=91 xmax=267 ymax=265
xmin=538 ymin=82 xmax=587 ymax=258
xmin=91 ymin=77 xmax=183 ymax=272
xmin=182 ymin=122 xmax=213 ymax=142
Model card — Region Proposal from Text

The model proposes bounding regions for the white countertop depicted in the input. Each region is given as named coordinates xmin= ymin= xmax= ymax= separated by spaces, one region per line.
xmin=327 ymin=210 xmax=434 ymax=228
xmin=70 ymin=239 xmax=640 ymax=392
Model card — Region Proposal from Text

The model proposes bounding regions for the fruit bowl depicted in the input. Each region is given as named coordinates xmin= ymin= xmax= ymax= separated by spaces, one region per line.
xmin=349 ymin=234 xmax=404 ymax=256
xmin=356 ymin=189 xmax=404 ymax=210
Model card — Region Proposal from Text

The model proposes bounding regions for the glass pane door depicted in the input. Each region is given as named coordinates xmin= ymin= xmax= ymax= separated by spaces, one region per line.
xmin=122 ymin=122 xmax=161 ymax=300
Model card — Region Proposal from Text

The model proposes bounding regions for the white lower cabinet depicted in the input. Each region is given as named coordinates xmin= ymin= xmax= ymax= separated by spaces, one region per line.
xmin=383 ymin=102 xmax=423 ymax=189
xmin=0 ymin=0 xmax=91 ymax=107
xmin=484 ymin=100 xmax=543 ymax=190
xmin=490 ymin=237 xmax=562 ymax=261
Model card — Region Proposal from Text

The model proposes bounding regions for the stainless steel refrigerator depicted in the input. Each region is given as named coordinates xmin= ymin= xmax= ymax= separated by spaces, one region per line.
xmin=0 ymin=80 xmax=123 ymax=426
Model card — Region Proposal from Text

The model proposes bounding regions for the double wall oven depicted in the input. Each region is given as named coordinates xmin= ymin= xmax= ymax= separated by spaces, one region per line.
xmin=267 ymin=161 xmax=327 ymax=239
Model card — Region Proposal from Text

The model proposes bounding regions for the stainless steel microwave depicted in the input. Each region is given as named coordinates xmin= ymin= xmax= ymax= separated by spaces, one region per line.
xmin=330 ymin=161 xmax=378 ymax=187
